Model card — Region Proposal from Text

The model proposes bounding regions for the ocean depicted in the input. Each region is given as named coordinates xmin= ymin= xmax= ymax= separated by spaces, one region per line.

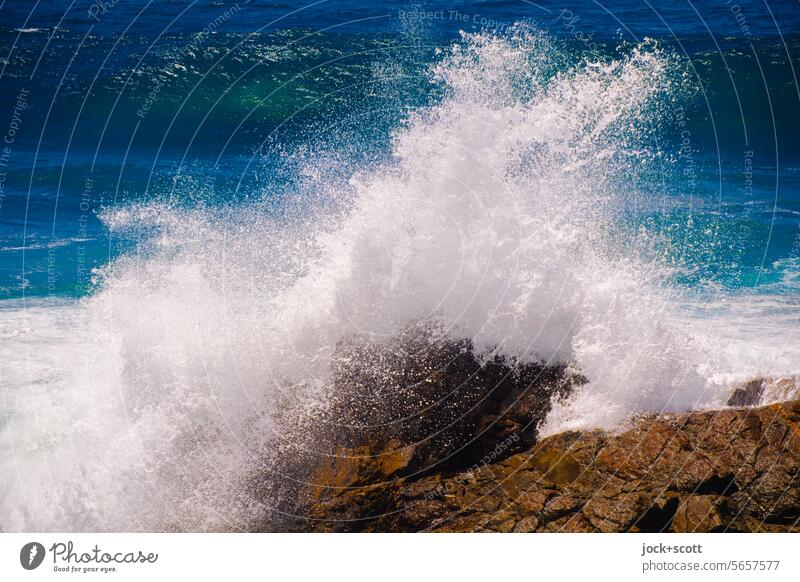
xmin=1 ymin=0 xmax=799 ymax=531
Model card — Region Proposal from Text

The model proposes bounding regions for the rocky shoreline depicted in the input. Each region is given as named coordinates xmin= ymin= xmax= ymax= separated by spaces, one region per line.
xmin=270 ymin=330 xmax=800 ymax=532
xmin=298 ymin=399 xmax=800 ymax=532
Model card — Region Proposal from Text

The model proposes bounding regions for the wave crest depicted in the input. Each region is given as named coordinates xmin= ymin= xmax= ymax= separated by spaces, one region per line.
xmin=1 ymin=28 xmax=734 ymax=531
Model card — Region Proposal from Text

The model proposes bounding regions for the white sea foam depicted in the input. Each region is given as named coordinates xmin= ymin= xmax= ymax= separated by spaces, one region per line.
xmin=2 ymin=28 xmax=798 ymax=531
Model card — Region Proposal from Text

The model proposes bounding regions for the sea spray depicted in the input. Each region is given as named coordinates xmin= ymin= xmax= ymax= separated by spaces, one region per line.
xmin=0 ymin=26 xmax=775 ymax=532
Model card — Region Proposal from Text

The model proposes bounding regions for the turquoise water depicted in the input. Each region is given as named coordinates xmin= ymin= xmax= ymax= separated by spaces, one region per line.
xmin=1 ymin=2 xmax=799 ymax=299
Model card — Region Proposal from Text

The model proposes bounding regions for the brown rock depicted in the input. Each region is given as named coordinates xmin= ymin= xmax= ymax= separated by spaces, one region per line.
xmin=296 ymin=401 xmax=800 ymax=532
xmin=728 ymin=378 xmax=766 ymax=407
xmin=728 ymin=376 xmax=800 ymax=407
xmin=513 ymin=515 xmax=540 ymax=532
xmin=672 ymin=495 xmax=725 ymax=532
xmin=318 ymin=324 xmax=584 ymax=480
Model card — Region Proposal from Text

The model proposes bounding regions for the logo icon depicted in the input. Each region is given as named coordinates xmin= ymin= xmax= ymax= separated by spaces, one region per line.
xmin=20 ymin=542 xmax=46 ymax=570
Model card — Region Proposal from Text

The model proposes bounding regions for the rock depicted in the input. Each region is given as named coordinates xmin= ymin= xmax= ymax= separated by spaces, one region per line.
xmin=295 ymin=324 xmax=583 ymax=517
xmin=762 ymin=377 xmax=800 ymax=403
xmin=513 ymin=515 xmax=540 ymax=532
xmin=672 ymin=496 xmax=725 ymax=532
xmin=728 ymin=378 xmax=765 ymax=407
xmin=246 ymin=324 xmax=583 ymax=530
xmin=297 ymin=401 xmax=800 ymax=532
xmin=728 ymin=376 xmax=800 ymax=407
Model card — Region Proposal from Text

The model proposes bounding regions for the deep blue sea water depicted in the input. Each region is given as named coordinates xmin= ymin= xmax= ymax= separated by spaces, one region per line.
xmin=1 ymin=0 xmax=799 ymax=298
xmin=2 ymin=1 xmax=800 ymax=531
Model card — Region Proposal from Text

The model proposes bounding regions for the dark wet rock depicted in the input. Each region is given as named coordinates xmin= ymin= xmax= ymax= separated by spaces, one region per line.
xmin=248 ymin=325 xmax=582 ymax=529
xmin=728 ymin=378 xmax=766 ymax=407
xmin=298 ymin=401 xmax=800 ymax=532
xmin=308 ymin=325 xmax=583 ymax=486
xmin=729 ymin=376 xmax=800 ymax=407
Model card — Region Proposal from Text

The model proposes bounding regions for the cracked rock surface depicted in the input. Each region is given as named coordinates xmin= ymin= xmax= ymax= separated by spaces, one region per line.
xmin=298 ymin=401 xmax=800 ymax=532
